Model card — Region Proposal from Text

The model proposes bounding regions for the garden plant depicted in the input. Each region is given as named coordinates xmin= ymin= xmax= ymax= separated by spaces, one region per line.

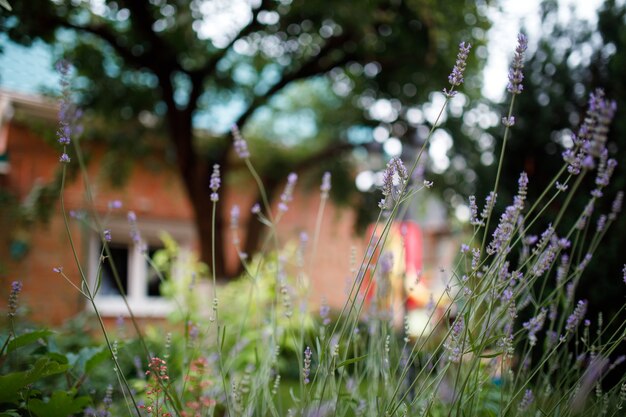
xmin=1 ymin=32 xmax=625 ymax=417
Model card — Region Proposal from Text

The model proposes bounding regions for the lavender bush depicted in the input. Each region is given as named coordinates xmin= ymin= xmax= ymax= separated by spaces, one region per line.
xmin=2 ymin=33 xmax=626 ymax=417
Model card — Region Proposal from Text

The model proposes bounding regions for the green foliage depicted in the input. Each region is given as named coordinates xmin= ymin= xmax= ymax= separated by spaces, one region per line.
xmin=0 ymin=314 xmax=122 ymax=416
xmin=1 ymin=0 xmax=491 ymax=271
xmin=28 ymin=391 xmax=91 ymax=417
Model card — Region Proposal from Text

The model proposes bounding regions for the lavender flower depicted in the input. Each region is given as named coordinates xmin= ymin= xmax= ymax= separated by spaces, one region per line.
xmin=320 ymin=297 xmax=331 ymax=326
xmin=379 ymin=251 xmax=394 ymax=276
xmin=523 ymin=308 xmax=547 ymax=347
xmin=471 ymin=248 xmax=480 ymax=270
xmin=446 ymin=41 xmax=472 ymax=92
xmin=103 ymin=229 xmax=112 ymax=242
xmin=596 ymin=214 xmax=607 ymax=233
xmin=518 ymin=389 xmax=534 ymax=412
xmin=565 ymin=300 xmax=588 ymax=333
xmin=576 ymin=253 xmax=592 ymax=272
xmin=303 ymin=346 xmax=312 ymax=384
xmin=623 ymin=264 xmax=626 ymax=285
xmin=102 ymin=384 xmax=113 ymax=417
xmin=231 ymin=125 xmax=250 ymax=159
xmin=532 ymin=239 xmax=558 ymax=277
xmin=210 ymin=164 xmax=221 ymax=202
xmin=230 ymin=205 xmax=240 ymax=229
xmin=588 ymin=89 xmax=616 ymax=158
xmin=609 ymin=191 xmax=623 ymax=221
xmin=379 ymin=157 xmax=408 ymax=209
xmin=55 ymin=60 xmax=83 ymax=163
xmin=507 ymin=33 xmax=528 ymax=94
xmin=468 ymin=195 xmax=482 ymax=226
xmin=278 ymin=173 xmax=298 ymax=212
xmin=444 ymin=316 xmax=465 ymax=363
xmin=56 ymin=60 xmax=72 ymax=146
xmin=460 ymin=244 xmax=470 ymax=254
xmin=502 ymin=116 xmax=515 ymax=127
xmin=556 ymin=254 xmax=570 ymax=285
xmin=480 ymin=192 xmax=497 ymax=220
xmin=8 ymin=281 xmax=23 ymax=318
xmin=108 ymin=200 xmax=122 ymax=210
xmin=251 ymin=203 xmax=261 ymax=214
xmin=487 ymin=173 xmax=527 ymax=255
xmin=127 ymin=211 xmax=141 ymax=244
xmin=320 ymin=171 xmax=331 ymax=199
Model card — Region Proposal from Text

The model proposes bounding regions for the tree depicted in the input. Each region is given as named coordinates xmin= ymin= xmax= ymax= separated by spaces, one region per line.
xmin=1 ymin=0 xmax=488 ymax=277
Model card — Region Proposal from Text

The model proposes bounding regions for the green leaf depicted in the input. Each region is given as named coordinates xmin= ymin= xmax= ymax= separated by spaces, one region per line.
xmin=336 ymin=354 xmax=368 ymax=369
xmin=85 ymin=345 xmax=110 ymax=373
xmin=0 ymin=411 xmax=21 ymax=417
xmin=0 ymin=357 xmax=69 ymax=403
xmin=478 ymin=351 xmax=504 ymax=359
xmin=28 ymin=391 xmax=90 ymax=417
xmin=66 ymin=345 xmax=108 ymax=375
xmin=7 ymin=330 xmax=53 ymax=353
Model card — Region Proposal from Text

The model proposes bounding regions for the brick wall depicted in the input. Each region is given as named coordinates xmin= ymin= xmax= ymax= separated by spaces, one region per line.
xmin=1 ymin=120 xmax=367 ymax=324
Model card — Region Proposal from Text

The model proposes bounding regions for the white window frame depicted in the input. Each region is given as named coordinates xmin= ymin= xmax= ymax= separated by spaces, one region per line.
xmin=87 ymin=217 xmax=195 ymax=318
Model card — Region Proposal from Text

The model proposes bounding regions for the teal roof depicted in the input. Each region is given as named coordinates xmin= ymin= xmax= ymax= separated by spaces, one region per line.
xmin=0 ymin=35 xmax=59 ymax=95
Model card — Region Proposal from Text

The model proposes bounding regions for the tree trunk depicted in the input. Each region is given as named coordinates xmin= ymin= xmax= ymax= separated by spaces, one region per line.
xmin=164 ymin=104 xmax=228 ymax=278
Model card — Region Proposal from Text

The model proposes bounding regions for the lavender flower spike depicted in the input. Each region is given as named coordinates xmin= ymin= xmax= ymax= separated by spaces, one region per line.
xmin=8 ymin=281 xmax=23 ymax=318
xmin=320 ymin=172 xmax=331 ymax=199
xmin=507 ymin=33 xmax=528 ymax=95
xmin=210 ymin=164 xmax=221 ymax=202
xmin=565 ymin=300 xmax=588 ymax=334
xmin=448 ymin=41 xmax=472 ymax=87
xmin=231 ymin=125 xmax=250 ymax=159
xmin=278 ymin=173 xmax=298 ymax=212
xmin=443 ymin=41 xmax=471 ymax=97
xmin=303 ymin=346 xmax=312 ymax=384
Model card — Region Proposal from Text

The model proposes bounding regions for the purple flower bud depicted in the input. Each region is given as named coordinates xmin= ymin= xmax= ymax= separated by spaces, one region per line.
xmin=59 ymin=153 xmax=71 ymax=163
xmin=103 ymin=229 xmax=112 ymax=242
xmin=251 ymin=203 xmax=261 ymax=214
xmin=502 ymin=116 xmax=515 ymax=127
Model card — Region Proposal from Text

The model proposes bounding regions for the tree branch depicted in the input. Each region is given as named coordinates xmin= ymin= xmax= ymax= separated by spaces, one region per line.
xmin=234 ymin=33 xmax=353 ymax=128
xmin=293 ymin=141 xmax=367 ymax=174
xmin=188 ymin=0 xmax=273 ymax=80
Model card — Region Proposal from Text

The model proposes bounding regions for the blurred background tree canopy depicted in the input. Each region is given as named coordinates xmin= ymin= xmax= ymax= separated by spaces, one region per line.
xmin=1 ymin=0 xmax=490 ymax=276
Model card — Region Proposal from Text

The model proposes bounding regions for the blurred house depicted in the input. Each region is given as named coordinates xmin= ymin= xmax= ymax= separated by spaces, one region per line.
xmin=0 ymin=88 xmax=373 ymax=324
xmin=0 ymin=40 xmax=457 ymax=327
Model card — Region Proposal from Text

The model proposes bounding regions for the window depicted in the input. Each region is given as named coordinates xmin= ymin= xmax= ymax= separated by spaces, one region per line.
xmin=87 ymin=218 xmax=195 ymax=317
